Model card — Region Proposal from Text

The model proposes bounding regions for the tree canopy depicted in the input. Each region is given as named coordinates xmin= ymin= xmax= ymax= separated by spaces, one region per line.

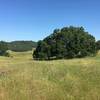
xmin=96 ymin=40 xmax=100 ymax=50
xmin=33 ymin=26 xmax=97 ymax=60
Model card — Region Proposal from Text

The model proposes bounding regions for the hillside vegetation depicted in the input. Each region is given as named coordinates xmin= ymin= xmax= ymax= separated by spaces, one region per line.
xmin=7 ymin=41 xmax=37 ymax=52
xmin=0 ymin=51 xmax=100 ymax=100
xmin=0 ymin=41 xmax=37 ymax=56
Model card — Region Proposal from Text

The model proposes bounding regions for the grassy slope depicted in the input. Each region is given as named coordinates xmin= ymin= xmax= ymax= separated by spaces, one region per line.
xmin=0 ymin=51 xmax=100 ymax=100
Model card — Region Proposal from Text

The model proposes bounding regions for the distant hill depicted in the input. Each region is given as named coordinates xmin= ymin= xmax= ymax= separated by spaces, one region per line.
xmin=7 ymin=41 xmax=37 ymax=52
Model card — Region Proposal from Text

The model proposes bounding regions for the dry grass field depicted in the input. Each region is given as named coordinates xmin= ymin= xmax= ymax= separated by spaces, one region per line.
xmin=0 ymin=51 xmax=100 ymax=100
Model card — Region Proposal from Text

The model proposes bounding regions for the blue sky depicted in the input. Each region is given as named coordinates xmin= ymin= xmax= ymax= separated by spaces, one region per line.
xmin=0 ymin=0 xmax=100 ymax=41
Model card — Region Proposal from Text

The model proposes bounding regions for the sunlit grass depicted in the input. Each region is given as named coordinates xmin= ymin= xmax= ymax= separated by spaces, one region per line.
xmin=0 ymin=51 xmax=100 ymax=100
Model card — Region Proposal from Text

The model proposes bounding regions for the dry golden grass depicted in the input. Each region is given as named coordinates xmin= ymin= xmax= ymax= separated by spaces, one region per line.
xmin=0 ymin=51 xmax=100 ymax=100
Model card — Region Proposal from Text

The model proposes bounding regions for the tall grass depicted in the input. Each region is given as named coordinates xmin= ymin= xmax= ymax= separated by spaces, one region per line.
xmin=0 ymin=51 xmax=100 ymax=100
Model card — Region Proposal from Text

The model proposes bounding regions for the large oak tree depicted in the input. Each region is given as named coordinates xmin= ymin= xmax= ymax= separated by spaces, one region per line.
xmin=33 ymin=26 xmax=97 ymax=60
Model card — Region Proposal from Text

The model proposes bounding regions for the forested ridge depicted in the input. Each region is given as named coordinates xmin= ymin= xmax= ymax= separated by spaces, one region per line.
xmin=7 ymin=41 xmax=37 ymax=52
xmin=0 ymin=41 xmax=37 ymax=56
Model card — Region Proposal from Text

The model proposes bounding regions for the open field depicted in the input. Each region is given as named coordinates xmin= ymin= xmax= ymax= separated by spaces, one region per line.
xmin=0 ymin=51 xmax=100 ymax=100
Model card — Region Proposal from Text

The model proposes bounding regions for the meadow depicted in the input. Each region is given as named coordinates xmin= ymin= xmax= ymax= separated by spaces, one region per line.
xmin=0 ymin=51 xmax=100 ymax=100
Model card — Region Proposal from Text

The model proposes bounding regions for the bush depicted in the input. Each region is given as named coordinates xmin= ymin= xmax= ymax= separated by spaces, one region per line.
xmin=33 ymin=26 xmax=97 ymax=60
xmin=3 ymin=52 xmax=10 ymax=57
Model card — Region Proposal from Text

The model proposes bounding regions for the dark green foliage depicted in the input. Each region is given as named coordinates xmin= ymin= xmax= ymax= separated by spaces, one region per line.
xmin=0 ymin=41 xmax=8 ymax=56
xmin=8 ymin=41 xmax=37 ymax=52
xmin=33 ymin=26 xmax=97 ymax=60
xmin=96 ymin=40 xmax=100 ymax=50
xmin=33 ymin=41 xmax=51 ymax=60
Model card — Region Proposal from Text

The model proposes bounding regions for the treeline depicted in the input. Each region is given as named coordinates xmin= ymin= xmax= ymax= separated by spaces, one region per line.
xmin=0 ymin=41 xmax=37 ymax=56
xmin=0 ymin=41 xmax=9 ymax=56
xmin=7 ymin=41 xmax=37 ymax=52
xmin=33 ymin=26 xmax=100 ymax=60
